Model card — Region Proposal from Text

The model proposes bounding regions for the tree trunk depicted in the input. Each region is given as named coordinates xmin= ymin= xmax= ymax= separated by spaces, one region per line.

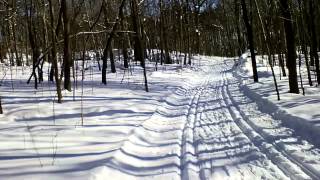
xmin=62 ymin=0 xmax=71 ymax=91
xmin=131 ymin=0 xmax=149 ymax=92
xmin=240 ymin=0 xmax=258 ymax=82
xmin=27 ymin=1 xmax=38 ymax=89
xmin=109 ymin=43 xmax=116 ymax=73
xmin=308 ymin=0 xmax=320 ymax=84
xmin=102 ymin=0 xmax=126 ymax=84
xmin=160 ymin=0 xmax=171 ymax=64
xmin=297 ymin=0 xmax=312 ymax=86
xmin=280 ymin=0 xmax=299 ymax=93
xmin=48 ymin=0 xmax=62 ymax=103
xmin=0 ymin=97 xmax=3 ymax=114
xmin=120 ymin=7 xmax=129 ymax=69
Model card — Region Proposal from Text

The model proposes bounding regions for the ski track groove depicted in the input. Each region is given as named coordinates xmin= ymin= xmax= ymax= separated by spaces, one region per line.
xmin=183 ymin=62 xmax=285 ymax=180
xmin=94 ymin=58 xmax=320 ymax=180
xmin=220 ymin=64 xmax=300 ymax=179
xmin=101 ymin=75 xmax=207 ymax=178
xmin=180 ymin=82 xmax=205 ymax=180
xmin=209 ymin=70 xmax=279 ymax=180
xmin=220 ymin=60 xmax=320 ymax=180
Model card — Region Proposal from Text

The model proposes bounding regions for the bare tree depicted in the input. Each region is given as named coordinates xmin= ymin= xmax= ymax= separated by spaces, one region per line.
xmin=131 ymin=0 xmax=148 ymax=92
xmin=240 ymin=0 xmax=258 ymax=82
xmin=48 ymin=0 xmax=62 ymax=103
xmin=279 ymin=0 xmax=299 ymax=93
xmin=62 ymin=0 xmax=72 ymax=91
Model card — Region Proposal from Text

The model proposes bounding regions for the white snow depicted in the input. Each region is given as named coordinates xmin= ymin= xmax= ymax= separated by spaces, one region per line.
xmin=0 ymin=55 xmax=320 ymax=179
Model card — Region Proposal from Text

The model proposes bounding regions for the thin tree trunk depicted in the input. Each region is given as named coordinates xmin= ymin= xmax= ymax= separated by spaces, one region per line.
xmin=109 ymin=43 xmax=116 ymax=73
xmin=297 ymin=0 xmax=312 ymax=86
xmin=308 ymin=0 xmax=320 ymax=85
xmin=0 ymin=97 xmax=3 ymax=114
xmin=120 ymin=7 xmax=129 ymax=69
xmin=254 ymin=0 xmax=280 ymax=100
xmin=27 ymin=0 xmax=38 ymax=89
xmin=160 ymin=0 xmax=171 ymax=64
xmin=48 ymin=0 xmax=62 ymax=103
xmin=101 ymin=0 xmax=126 ymax=84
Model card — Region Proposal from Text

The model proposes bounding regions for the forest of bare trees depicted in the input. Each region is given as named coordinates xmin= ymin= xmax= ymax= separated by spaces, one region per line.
xmin=0 ymin=0 xmax=320 ymax=111
xmin=2 ymin=1 xmax=320 ymax=179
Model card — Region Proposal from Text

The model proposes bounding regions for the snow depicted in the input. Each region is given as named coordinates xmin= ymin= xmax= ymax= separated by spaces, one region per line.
xmin=0 ymin=55 xmax=320 ymax=179
xmin=235 ymin=54 xmax=320 ymax=145
xmin=234 ymin=54 xmax=320 ymax=179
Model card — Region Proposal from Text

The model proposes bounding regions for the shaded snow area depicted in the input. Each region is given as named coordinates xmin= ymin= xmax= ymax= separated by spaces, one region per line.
xmin=236 ymin=54 xmax=320 ymax=145
xmin=1 ymin=56 xmax=320 ymax=180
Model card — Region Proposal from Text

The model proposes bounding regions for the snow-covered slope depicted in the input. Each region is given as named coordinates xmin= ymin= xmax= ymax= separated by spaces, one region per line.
xmin=234 ymin=54 xmax=320 ymax=146
xmin=0 ymin=56 xmax=320 ymax=179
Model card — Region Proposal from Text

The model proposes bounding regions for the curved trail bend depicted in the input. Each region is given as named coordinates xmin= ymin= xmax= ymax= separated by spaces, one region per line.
xmin=93 ymin=57 xmax=320 ymax=180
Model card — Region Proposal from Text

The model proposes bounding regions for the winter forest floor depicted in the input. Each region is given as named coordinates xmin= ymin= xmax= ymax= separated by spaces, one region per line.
xmin=0 ymin=56 xmax=320 ymax=180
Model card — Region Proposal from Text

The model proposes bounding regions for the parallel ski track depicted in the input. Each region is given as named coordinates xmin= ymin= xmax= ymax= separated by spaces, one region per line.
xmin=100 ymin=59 xmax=319 ymax=180
xmin=220 ymin=59 xmax=320 ymax=180
xmin=180 ymin=80 xmax=207 ymax=180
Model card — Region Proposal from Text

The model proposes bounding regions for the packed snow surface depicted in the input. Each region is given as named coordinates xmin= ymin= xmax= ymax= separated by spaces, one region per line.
xmin=0 ymin=56 xmax=320 ymax=179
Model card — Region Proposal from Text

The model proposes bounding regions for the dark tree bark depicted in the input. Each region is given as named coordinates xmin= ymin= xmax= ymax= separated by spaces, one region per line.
xmin=48 ymin=0 xmax=62 ymax=103
xmin=131 ymin=0 xmax=149 ymax=92
xmin=297 ymin=0 xmax=312 ymax=86
xmin=308 ymin=0 xmax=320 ymax=84
xmin=102 ymin=0 xmax=126 ymax=84
xmin=234 ymin=0 xmax=243 ymax=57
xmin=0 ymin=97 xmax=3 ymax=114
xmin=9 ymin=0 xmax=21 ymax=66
xmin=302 ymin=43 xmax=313 ymax=86
xmin=109 ymin=43 xmax=116 ymax=73
xmin=50 ymin=64 xmax=54 ymax=82
xmin=123 ymin=42 xmax=129 ymax=69
xmin=277 ymin=28 xmax=287 ymax=77
xmin=253 ymin=0 xmax=280 ymax=100
xmin=27 ymin=1 xmax=38 ymax=89
xmin=160 ymin=0 xmax=172 ymax=64
xmin=280 ymin=0 xmax=299 ymax=93
xmin=62 ymin=0 xmax=72 ymax=91
xmin=119 ymin=6 xmax=129 ymax=69
xmin=240 ymin=0 xmax=258 ymax=82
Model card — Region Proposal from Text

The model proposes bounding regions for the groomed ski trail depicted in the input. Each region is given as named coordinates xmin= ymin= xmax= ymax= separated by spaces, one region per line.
xmin=91 ymin=57 xmax=320 ymax=180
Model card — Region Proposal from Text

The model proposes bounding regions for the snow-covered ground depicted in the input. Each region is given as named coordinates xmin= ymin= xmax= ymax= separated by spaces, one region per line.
xmin=0 ymin=56 xmax=320 ymax=179
xmin=236 ymin=53 xmax=320 ymax=145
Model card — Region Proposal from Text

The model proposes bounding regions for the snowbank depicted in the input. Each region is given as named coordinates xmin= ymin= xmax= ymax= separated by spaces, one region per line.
xmin=234 ymin=54 xmax=320 ymax=146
